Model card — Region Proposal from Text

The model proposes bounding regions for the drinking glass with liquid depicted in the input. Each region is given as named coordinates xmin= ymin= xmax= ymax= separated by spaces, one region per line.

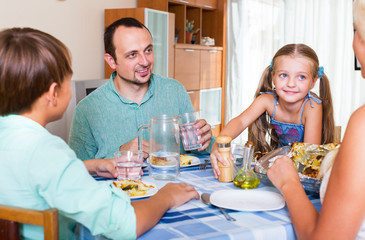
xmin=114 ymin=150 xmax=144 ymax=181
xmin=179 ymin=111 xmax=202 ymax=151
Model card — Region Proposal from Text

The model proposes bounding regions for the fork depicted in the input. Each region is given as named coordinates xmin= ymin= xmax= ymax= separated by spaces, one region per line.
xmin=199 ymin=159 xmax=209 ymax=170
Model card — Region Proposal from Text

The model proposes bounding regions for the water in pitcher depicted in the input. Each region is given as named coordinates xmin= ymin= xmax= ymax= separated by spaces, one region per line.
xmin=149 ymin=152 xmax=180 ymax=180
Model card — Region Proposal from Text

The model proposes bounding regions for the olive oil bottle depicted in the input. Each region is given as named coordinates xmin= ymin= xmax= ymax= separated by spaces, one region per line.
xmin=233 ymin=141 xmax=260 ymax=189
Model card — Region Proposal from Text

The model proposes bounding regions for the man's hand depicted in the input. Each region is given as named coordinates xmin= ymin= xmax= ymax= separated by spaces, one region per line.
xmin=195 ymin=119 xmax=212 ymax=151
xmin=120 ymin=137 xmax=149 ymax=159
xmin=83 ymin=158 xmax=118 ymax=178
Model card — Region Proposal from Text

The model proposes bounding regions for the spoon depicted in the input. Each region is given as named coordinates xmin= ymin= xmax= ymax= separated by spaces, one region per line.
xmin=201 ymin=193 xmax=236 ymax=221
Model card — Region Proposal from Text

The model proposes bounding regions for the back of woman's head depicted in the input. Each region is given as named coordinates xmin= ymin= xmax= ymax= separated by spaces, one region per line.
xmin=354 ymin=0 xmax=365 ymax=41
xmin=0 ymin=27 xmax=73 ymax=115
xmin=250 ymin=44 xmax=335 ymax=151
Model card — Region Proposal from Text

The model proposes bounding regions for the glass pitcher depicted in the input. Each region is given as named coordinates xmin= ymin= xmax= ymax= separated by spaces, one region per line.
xmin=138 ymin=114 xmax=180 ymax=180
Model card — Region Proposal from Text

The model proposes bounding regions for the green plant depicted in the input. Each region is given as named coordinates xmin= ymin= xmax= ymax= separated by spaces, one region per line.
xmin=186 ymin=20 xmax=200 ymax=34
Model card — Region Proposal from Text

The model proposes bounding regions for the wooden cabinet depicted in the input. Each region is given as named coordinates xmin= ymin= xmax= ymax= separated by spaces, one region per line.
xmin=187 ymin=90 xmax=200 ymax=111
xmin=200 ymin=48 xmax=222 ymax=89
xmin=211 ymin=124 xmax=221 ymax=138
xmin=174 ymin=44 xmax=222 ymax=91
xmin=194 ymin=0 xmax=217 ymax=9
xmin=174 ymin=46 xmax=200 ymax=91
xmin=138 ymin=0 xmax=223 ymax=45
xmin=139 ymin=0 xmax=217 ymax=11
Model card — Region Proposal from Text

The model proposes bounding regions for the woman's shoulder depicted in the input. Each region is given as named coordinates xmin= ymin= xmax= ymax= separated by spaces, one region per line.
xmin=349 ymin=105 xmax=365 ymax=126
xmin=340 ymin=105 xmax=365 ymax=148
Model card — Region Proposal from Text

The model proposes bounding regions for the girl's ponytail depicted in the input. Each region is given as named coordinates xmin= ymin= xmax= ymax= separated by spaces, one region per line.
xmin=319 ymin=74 xmax=335 ymax=143
xmin=249 ymin=66 xmax=280 ymax=152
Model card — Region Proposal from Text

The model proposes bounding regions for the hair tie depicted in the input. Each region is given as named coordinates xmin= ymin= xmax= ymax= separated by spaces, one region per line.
xmin=317 ymin=66 xmax=324 ymax=78
xmin=270 ymin=61 xmax=273 ymax=70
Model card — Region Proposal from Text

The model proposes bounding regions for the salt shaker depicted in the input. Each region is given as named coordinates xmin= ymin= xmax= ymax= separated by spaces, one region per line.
xmin=216 ymin=136 xmax=235 ymax=182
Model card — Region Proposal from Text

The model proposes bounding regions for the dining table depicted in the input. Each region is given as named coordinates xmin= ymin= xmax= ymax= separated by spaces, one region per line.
xmin=79 ymin=154 xmax=322 ymax=240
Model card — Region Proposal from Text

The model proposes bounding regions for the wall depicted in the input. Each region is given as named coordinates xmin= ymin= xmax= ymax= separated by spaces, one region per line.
xmin=0 ymin=0 xmax=137 ymax=141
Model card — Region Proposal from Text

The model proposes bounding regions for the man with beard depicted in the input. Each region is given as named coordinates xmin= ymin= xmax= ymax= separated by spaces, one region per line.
xmin=69 ymin=18 xmax=213 ymax=162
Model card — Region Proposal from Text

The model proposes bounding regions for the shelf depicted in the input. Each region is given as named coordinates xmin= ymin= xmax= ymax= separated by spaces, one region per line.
xmin=175 ymin=43 xmax=222 ymax=50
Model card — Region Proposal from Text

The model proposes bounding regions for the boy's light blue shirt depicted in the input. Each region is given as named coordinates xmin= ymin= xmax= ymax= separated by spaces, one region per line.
xmin=0 ymin=115 xmax=136 ymax=239
xmin=69 ymin=73 xmax=213 ymax=161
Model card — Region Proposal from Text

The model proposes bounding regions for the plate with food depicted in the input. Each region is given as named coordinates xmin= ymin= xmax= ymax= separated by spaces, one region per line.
xmin=180 ymin=154 xmax=200 ymax=168
xmin=113 ymin=179 xmax=158 ymax=199
xmin=254 ymin=142 xmax=340 ymax=196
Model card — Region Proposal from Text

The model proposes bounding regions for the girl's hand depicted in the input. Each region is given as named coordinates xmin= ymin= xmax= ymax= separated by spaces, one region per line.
xmin=210 ymin=143 xmax=233 ymax=179
xmin=210 ymin=149 xmax=222 ymax=178
xmin=267 ymin=156 xmax=301 ymax=192
xmin=210 ymin=143 xmax=223 ymax=178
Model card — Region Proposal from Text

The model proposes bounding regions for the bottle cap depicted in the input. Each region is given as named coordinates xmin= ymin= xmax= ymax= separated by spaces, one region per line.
xmin=245 ymin=141 xmax=254 ymax=147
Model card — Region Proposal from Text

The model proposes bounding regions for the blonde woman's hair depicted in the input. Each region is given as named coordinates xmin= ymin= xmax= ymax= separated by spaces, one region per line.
xmin=354 ymin=0 xmax=365 ymax=41
xmin=248 ymin=44 xmax=335 ymax=152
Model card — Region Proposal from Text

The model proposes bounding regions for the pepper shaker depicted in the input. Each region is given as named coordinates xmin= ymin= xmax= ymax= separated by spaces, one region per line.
xmin=216 ymin=136 xmax=234 ymax=182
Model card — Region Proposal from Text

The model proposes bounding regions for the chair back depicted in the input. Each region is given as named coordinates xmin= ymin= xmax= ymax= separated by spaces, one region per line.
xmin=334 ymin=126 xmax=342 ymax=143
xmin=0 ymin=204 xmax=58 ymax=240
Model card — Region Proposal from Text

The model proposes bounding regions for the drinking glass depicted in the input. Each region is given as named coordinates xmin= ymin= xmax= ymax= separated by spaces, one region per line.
xmin=231 ymin=143 xmax=245 ymax=168
xmin=114 ymin=150 xmax=144 ymax=181
xmin=179 ymin=111 xmax=202 ymax=151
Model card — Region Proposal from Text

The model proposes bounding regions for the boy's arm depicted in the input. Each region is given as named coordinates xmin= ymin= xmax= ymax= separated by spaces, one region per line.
xmin=132 ymin=183 xmax=199 ymax=237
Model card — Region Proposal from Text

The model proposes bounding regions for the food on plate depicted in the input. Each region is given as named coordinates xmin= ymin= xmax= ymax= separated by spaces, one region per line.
xmin=150 ymin=155 xmax=170 ymax=166
xmin=113 ymin=179 xmax=155 ymax=197
xmin=180 ymin=154 xmax=194 ymax=166
xmin=287 ymin=142 xmax=340 ymax=179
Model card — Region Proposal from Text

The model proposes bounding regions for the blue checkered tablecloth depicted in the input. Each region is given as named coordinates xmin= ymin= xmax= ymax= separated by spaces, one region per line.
xmin=81 ymin=154 xmax=321 ymax=240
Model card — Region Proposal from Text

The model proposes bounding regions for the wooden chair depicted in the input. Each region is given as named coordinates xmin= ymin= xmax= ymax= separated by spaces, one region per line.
xmin=334 ymin=126 xmax=342 ymax=143
xmin=0 ymin=204 xmax=58 ymax=240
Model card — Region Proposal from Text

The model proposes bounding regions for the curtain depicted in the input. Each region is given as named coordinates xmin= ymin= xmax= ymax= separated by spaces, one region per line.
xmin=226 ymin=0 xmax=285 ymax=143
xmin=226 ymin=0 xmax=364 ymax=144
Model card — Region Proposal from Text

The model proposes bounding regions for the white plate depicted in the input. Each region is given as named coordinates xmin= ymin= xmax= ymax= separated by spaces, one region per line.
xmin=148 ymin=157 xmax=178 ymax=168
xmin=210 ymin=189 xmax=285 ymax=211
xmin=129 ymin=182 xmax=158 ymax=200
xmin=180 ymin=156 xmax=200 ymax=168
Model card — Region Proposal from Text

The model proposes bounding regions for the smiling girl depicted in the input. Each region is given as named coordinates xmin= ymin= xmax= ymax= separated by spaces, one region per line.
xmin=210 ymin=44 xmax=335 ymax=178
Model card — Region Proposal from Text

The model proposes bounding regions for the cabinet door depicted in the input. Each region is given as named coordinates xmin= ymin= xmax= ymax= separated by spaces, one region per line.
xmin=200 ymin=49 xmax=222 ymax=89
xmin=200 ymin=88 xmax=221 ymax=126
xmin=145 ymin=9 xmax=169 ymax=77
xmin=187 ymin=90 xmax=200 ymax=111
xmin=174 ymin=48 xmax=200 ymax=90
